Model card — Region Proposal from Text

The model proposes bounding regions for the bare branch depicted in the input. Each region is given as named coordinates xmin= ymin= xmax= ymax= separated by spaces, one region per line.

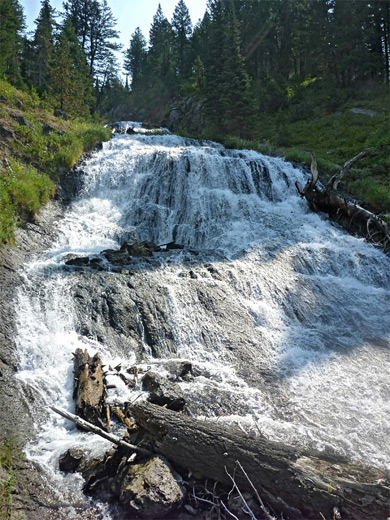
xmin=225 ymin=466 xmax=257 ymax=520
xmin=303 ymin=151 xmax=319 ymax=187
xmin=327 ymin=148 xmax=373 ymax=191
xmin=235 ymin=460 xmax=275 ymax=520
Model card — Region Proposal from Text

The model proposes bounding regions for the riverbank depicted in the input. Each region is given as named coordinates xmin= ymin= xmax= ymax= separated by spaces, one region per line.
xmin=0 ymin=80 xmax=111 ymax=244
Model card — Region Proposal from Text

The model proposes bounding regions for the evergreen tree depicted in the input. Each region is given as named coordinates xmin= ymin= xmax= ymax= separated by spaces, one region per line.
xmin=203 ymin=0 xmax=252 ymax=136
xmin=172 ymin=0 xmax=192 ymax=78
xmin=0 ymin=0 xmax=25 ymax=85
xmin=32 ymin=0 xmax=56 ymax=94
xmin=124 ymin=27 xmax=147 ymax=90
xmin=149 ymin=4 xmax=176 ymax=88
xmin=63 ymin=0 xmax=120 ymax=83
xmin=51 ymin=18 xmax=91 ymax=114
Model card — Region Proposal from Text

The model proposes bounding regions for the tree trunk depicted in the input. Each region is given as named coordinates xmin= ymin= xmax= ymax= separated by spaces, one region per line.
xmin=130 ymin=401 xmax=389 ymax=520
xmin=73 ymin=348 xmax=106 ymax=429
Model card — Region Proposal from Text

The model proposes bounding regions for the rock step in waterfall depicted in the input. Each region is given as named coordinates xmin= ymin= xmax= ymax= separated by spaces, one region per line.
xmin=14 ymin=128 xmax=390 ymax=519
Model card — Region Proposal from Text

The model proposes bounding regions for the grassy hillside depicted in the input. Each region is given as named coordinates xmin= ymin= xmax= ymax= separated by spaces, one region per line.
xmin=193 ymin=83 xmax=389 ymax=217
xmin=0 ymin=80 xmax=111 ymax=243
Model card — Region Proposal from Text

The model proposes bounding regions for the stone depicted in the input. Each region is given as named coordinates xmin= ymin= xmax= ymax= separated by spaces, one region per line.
xmin=0 ymin=125 xmax=15 ymax=141
xmin=15 ymin=99 xmax=23 ymax=110
xmin=65 ymin=256 xmax=90 ymax=267
xmin=54 ymin=109 xmax=69 ymax=120
xmin=59 ymin=447 xmax=85 ymax=473
xmin=113 ymin=456 xmax=185 ymax=519
xmin=0 ymin=95 xmax=7 ymax=103
xmin=121 ymin=241 xmax=160 ymax=257
xmin=102 ymin=249 xmax=130 ymax=265
xmin=142 ymin=371 xmax=186 ymax=411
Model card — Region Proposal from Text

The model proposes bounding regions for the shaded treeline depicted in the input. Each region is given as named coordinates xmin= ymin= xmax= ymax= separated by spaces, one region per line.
xmin=124 ymin=0 xmax=389 ymax=136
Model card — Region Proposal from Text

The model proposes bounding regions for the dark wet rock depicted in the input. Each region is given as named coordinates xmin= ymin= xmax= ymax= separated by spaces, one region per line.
xmin=54 ymin=109 xmax=69 ymax=120
xmin=142 ymin=371 xmax=186 ymax=411
xmin=102 ymin=249 xmax=130 ymax=265
xmin=65 ymin=256 xmax=90 ymax=267
xmin=121 ymin=241 xmax=160 ymax=257
xmin=112 ymin=455 xmax=185 ymax=519
xmin=59 ymin=447 xmax=85 ymax=473
xmin=0 ymin=125 xmax=16 ymax=141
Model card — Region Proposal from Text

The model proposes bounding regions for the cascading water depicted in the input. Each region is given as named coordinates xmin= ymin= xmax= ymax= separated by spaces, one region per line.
xmin=15 ymin=129 xmax=390 ymax=516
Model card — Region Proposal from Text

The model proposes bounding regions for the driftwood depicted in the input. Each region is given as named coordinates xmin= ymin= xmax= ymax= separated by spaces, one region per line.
xmin=73 ymin=348 xmax=106 ymax=429
xmin=130 ymin=401 xmax=389 ymax=520
xmin=296 ymin=150 xmax=390 ymax=251
xmin=51 ymin=405 xmax=151 ymax=456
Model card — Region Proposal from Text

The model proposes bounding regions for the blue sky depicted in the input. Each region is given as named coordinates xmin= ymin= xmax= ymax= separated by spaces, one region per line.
xmin=20 ymin=0 xmax=208 ymax=70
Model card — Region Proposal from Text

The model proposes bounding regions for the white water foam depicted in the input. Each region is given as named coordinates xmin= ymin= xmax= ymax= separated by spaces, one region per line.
xmin=14 ymin=131 xmax=390 ymax=512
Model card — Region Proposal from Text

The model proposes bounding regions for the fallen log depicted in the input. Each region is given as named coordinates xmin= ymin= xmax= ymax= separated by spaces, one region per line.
xmin=130 ymin=401 xmax=389 ymax=520
xmin=297 ymin=150 xmax=390 ymax=251
xmin=51 ymin=405 xmax=152 ymax=456
xmin=73 ymin=348 xmax=106 ymax=429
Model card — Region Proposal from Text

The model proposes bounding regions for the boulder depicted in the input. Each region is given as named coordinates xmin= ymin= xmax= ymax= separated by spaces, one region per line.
xmin=121 ymin=241 xmax=160 ymax=257
xmin=59 ymin=447 xmax=85 ymax=473
xmin=102 ymin=249 xmax=130 ymax=265
xmin=65 ymin=256 xmax=90 ymax=267
xmin=112 ymin=455 xmax=185 ymax=519
xmin=142 ymin=371 xmax=186 ymax=411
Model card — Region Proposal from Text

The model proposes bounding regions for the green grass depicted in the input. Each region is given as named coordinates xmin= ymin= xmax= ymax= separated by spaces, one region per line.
xmin=0 ymin=80 xmax=112 ymax=243
xmin=0 ymin=440 xmax=19 ymax=520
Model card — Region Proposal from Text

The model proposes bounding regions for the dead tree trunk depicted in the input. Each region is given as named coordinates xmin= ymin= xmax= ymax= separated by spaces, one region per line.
xmin=296 ymin=150 xmax=389 ymax=252
xmin=130 ymin=401 xmax=389 ymax=520
xmin=73 ymin=348 xmax=106 ymax=429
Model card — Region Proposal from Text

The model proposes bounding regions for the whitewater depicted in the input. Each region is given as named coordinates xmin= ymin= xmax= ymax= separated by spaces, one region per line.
xmin=14 ymin=130 xmax=390 ymax=515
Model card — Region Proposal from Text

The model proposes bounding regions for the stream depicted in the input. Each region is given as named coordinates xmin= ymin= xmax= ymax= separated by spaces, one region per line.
xmin=14 ymin=129 xmax=390 ymax=517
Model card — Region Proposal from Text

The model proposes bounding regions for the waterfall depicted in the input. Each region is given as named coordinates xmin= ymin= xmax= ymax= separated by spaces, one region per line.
xmin=15 ymin=131 xmax=390 ymax=514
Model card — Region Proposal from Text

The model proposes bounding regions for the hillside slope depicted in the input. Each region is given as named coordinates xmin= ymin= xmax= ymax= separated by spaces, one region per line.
xmin=0 ymin=80 xmax=111 ymax=243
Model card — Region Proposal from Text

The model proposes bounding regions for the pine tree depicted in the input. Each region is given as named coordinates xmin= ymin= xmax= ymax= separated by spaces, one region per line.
xmin=51 ymin=18 xmax=91 ymax=114
xmin=149 ymin=4 xmax=176 ymax=88
xmin=33 ymin=0 xmax=56 ymax=94
xmin=63 ymin=0 xmax=120 ymax=83
xmin=0 ymin=0 xmax=25 ymax=85
xmin=172 ymin=0 xmax=192 ymax=79
xmin=124 ymin=27 xmax=147 ymax=90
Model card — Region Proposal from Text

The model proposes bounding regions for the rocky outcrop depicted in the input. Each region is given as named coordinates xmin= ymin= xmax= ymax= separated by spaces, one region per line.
xmin=162 ymin=96 xmax=206 ymax=134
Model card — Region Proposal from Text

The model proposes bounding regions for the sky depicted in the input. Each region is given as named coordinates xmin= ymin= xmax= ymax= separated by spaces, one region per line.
xmin=20 ymin=0 xmax=208 ymax=71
